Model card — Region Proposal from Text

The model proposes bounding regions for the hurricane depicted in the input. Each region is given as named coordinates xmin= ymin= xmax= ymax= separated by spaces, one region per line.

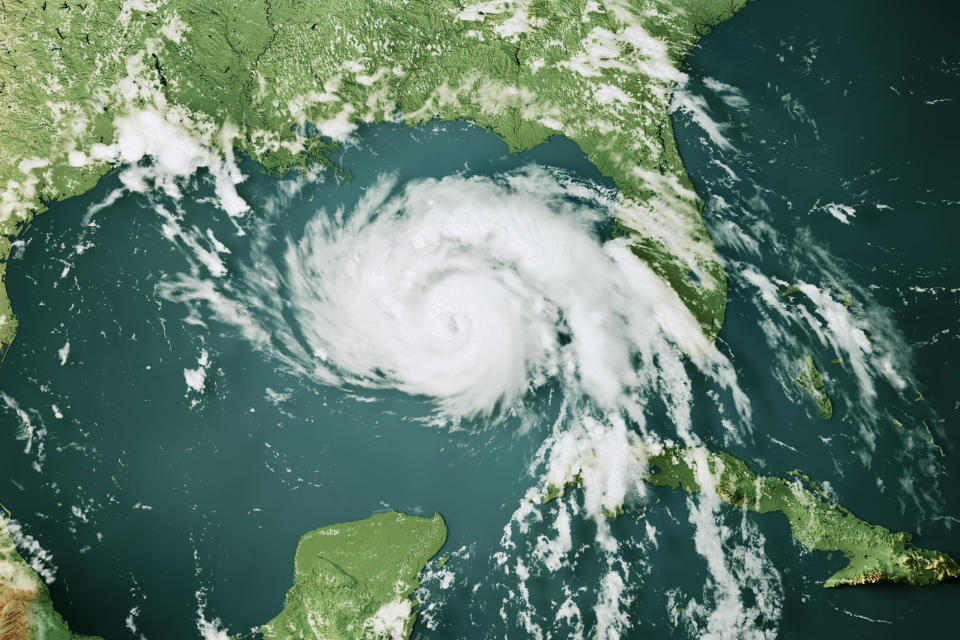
xmin=157 ymin=166 xmax=743 ymax=429
xmin=3 ymin=2 xmax=958 ymax=639
xmin=138 ymin=158 xmax=794 ymax=637
xmin=39 ymin=105 xmax=939 ymax=638
xmin=124 ymin=129 xmax=943 ymax=637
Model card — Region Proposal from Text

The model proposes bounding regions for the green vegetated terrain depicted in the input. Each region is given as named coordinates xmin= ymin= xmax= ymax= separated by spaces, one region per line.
xmin=643 ymin=446 xmax=959 ymax=587
xmin=778 ymin=286 xmax=837 ymax=419
xmin=0 ymin=513 xmax=103 ymax=640
xmin=2 ymin=509 xmax=447 ymax=640
xmin=6 ymin=0 xmax=954 ymax=637
xmin=795 ymin=354 xmax=833 ymax=419
xmin=0 ymin=1 xmax=758 ymax=636
xmin=543 ymin=445 xmax=958 ymax=586
xmin=260 ymin=511 xmax=447 ymax=640
xmin=0 ymin=0 xmax=755 ymax=353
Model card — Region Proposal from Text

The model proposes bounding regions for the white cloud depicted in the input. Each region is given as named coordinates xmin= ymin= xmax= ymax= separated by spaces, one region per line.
xmin=672 ymin=90 xmax=735 ymax=151
xmin=91 ymin=108 xmax=249 ymax=217
xmin=57 ymin=341 xmax=70 ymax=365
xmin=183 ymin=349 xmax=210 ymax=393
xmin=364 ymin=598 xmax=414 ymax=640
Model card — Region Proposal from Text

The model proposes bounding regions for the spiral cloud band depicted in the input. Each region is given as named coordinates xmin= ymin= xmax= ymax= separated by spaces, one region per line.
xmin=151 ymin=163 xmax=776 ymax=638
xmin=159 ymin=166 xmax=723 ymax=423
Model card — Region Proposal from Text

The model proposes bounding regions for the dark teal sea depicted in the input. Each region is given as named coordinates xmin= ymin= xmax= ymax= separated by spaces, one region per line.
xmin=1 ymin=1 xmax=958 ymax=638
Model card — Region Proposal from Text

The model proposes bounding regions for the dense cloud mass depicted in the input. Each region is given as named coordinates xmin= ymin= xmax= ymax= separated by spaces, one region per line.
xmin=138 ymin=124 xmax=939 ymax=639
xmin=158 ymin=166 xmax=736 ymax=424
xmin=150 ymin=163 xmax=783 ymax=638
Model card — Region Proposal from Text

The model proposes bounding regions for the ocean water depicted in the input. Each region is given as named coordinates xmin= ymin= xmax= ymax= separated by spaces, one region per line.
xmin=670 ymin=0 xmax=960 ymax=634
xmin=1 ymin=1 xmax=958 ymax=639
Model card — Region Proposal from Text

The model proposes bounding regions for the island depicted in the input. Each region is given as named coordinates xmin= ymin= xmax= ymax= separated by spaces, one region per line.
xmin=795 ymin=354 xmax=834 ymax=420
xmin=541 ymin=443 xmax=959 ymax=588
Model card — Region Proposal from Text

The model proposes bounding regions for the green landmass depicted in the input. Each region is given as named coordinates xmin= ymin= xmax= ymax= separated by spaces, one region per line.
xmin=645 ymin=446 xmax=958 ymax=586
xmin=780 ymin=285 xmax=802 ymax=298
xmin=831 ymin=281 xmax=854 ymax=309
xmin=906 ymin=376 xmax=924 ymax=402
xmin=542 ymin=445 xmax=958 ymax=588
xmin=795 ymin=354 xmax=833 ymax=420
xmin=0 ymin=511 xmax=103 ymax=640
xmin=2 ymin=507 xmax=446 ymax=640
xmin=0 ymin=0 xmax=761 ymax=355
xmin=922 ymin=420 xmax=945 ymax=458
xmin=260 ymin=511 xmax=447 ymax=640
xmin=0 ymin=2 xmax=763 ymax=634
